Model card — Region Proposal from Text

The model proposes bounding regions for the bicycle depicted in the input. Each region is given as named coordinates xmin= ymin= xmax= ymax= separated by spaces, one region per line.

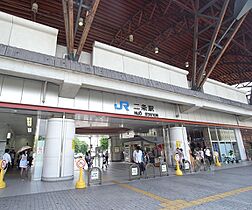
xmin=194 ymin=157 xmax=211 ymax=172
xmin=181 ymin=160 xmax=192 ymax=174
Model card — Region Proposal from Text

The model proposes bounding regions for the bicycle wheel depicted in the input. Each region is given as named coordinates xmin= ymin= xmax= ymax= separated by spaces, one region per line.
xmin=194 ymin=160 xmax=201 ymax=172
xmin=204 ymin=159 xmax=210 ymax=171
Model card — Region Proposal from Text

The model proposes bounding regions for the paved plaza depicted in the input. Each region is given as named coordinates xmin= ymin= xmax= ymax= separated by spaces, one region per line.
xmin=0 ymin=164 xmax=251 ymax=210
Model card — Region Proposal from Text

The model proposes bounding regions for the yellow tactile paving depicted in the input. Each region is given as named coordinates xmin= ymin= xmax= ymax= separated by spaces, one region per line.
xmin=113 ymin=180 xmax=252 ymax=210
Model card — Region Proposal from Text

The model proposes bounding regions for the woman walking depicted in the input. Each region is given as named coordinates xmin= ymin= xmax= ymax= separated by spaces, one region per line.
xmin=19 ymin=151 xmax=28 ymax=179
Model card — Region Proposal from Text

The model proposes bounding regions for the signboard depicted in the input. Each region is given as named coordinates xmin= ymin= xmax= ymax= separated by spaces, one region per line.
xmin=174 ymin=154 xmax=180 ymax=161
xmin=176 ymin=140 xmax=181 ymax=148
xmin=161 ymin=164 xmax=167 ymax=172
xmin=114 ymin=100 xmax=159 ymax=118
xmin=76 ymin=159 xmax=86 ymax=169
xmin=91 ymin=169 xmax=99 ymax=180
xmin=1 ymin=160 xmax=6 ymax=170
xmin=131 ymin=167 xmax=138 ymax=176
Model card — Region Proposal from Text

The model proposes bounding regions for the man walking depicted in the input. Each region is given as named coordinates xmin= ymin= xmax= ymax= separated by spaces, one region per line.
xmin=133 ymin=146 xmax=144 ymax=175
xmin=2 ymin=149 xmax=12 ymax=172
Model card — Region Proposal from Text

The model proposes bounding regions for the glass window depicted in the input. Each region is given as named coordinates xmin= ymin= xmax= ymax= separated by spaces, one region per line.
xmin=209 ymin=128 xmax=217 ymax=140
xmin=218 ymin=129 xmax=231 ymax=141
xmin=229 ymin=130 xmax=236 ymax=142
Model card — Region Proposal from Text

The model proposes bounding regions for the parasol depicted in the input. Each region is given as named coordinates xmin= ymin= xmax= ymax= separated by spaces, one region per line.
xmin=17 ymin=146 xmax=32 ymax=154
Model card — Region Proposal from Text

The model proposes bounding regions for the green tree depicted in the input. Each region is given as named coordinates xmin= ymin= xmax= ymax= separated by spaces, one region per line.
xmin=73 ymin=137 xmax=88 ymax=154
xmin=100 ymin=137 xmax=109 ymax=151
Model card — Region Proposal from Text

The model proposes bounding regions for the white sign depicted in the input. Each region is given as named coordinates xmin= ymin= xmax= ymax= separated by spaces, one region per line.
xmin=131 ymin=167 xmax=138 ymax=176
xmin=91 ymin=170 xmax=99 ymax=180
xmin=161 ymin=164 xmax=167 ymax=172
xmin=174 ymin=154 xmax=180 ymax=161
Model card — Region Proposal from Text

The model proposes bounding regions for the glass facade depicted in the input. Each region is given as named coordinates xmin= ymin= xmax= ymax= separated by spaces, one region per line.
xmin=209 ymin=128 xmax=240 ymax=162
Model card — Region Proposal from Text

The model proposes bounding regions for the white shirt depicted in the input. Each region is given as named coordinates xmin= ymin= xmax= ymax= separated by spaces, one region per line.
xmin=2 ymin=153 xmax=11 ymax=164
xmin=205 ymin=149 xmax=211 ymax=157
xmin=133 ymin=150 xmax=143 ymax=163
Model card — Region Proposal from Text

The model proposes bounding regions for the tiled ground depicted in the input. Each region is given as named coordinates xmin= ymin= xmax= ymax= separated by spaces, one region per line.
xmin=0 ymin=163 xmax=251 ymax=210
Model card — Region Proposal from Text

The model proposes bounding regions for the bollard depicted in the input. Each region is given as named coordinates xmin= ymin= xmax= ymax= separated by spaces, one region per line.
xmin=75 ymin=167 xmax=86 ymax=189
xmin=75 ymin=159 xmax=86 ymax=189
xmin=174 ymin=154 xmax=183 ymax=176
xmin=214 ymin=152 xmax=221 ymax=167
xmin=0 ymin=160 xmax=6 ymax=189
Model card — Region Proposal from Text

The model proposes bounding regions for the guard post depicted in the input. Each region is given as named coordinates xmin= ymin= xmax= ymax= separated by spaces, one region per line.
xmin=174 ymin=154 xmax=183 ymax=176
xmin=214 ymin=152 xmax=221 ymax=167
xmin=75 ymin=158 xmax=86 ymax=189
xmin=159 ymin=162 xmax=169 ymax=177
xmin=0 ymin=160 xmax=6 ymax=189
xmin=88 ymin=167 xmax=102 ymax=186
xmin=145 ymin=163 xmax=155 ymax=179
xmin=129 ymin=163 xmax=140 ymax=181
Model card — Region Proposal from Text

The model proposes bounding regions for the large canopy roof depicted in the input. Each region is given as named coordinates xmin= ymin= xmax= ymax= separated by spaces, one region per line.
xmin=0 ymin=0 xmax=251 ymax=87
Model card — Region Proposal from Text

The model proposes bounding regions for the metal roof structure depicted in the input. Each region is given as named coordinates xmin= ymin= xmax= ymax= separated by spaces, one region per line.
xmin=0 ymin=0 xmax=251 ymax=97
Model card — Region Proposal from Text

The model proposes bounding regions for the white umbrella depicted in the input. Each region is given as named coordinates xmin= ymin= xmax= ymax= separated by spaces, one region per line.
xmin=17 ymin=146 xmax=32 ymax=154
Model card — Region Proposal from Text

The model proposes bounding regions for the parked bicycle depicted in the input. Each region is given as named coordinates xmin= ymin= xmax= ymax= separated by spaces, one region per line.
xmin=181 ymin=160 xmax=192 ymax=174
xmin=194 ymin=152 xmax=211 ymax=172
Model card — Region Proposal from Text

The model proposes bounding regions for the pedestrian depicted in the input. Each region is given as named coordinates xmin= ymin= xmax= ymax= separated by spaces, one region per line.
xmin=204 ymin=147 xmax=212 ymax=165
xmin=2 ymin=149 xmax=12 ymax=172
xmin=10 ymin=150 xmax=15 ymax=168
xmin=19 ymin=151 xmax=28 ymax=179
xmin=85 ymin=151 xmax=92 ymax=170
xmin=133 ymin=145 xmax=144 ymax=175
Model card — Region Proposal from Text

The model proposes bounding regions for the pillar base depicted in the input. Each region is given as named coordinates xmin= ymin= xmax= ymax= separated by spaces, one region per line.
xmin=42 ymin=175 xmax=74 ymax=182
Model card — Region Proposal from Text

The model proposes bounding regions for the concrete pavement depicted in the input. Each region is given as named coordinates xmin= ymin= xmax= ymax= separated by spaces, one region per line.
xmin=0 ymin=164 xmax=251 ymax=209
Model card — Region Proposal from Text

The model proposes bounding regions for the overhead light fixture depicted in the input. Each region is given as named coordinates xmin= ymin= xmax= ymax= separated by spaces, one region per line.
xmin=27 ymin=127 xmax=32 ymax=133
xmin=7 ymin=132 xmax=11 ymax=139
xmin=129 ymin=34 xmax=134 ymax=42
xmin=185 ymin=61 xmax=189 ymax=68
xmin=78 ymin=17 xmax=84 ymax=26
xmin=154 ymin=47 xmax=159 ymax=54
xmin=32 ymin=2 xmax=38 ymax=14
xmin=27 ymin=117 xmax=32 ymax=127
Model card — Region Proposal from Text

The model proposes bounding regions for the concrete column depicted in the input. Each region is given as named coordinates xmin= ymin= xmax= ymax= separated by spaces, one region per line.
xmin=110 ymin=135 xmax=122 ymax=162
xmin=235 ymin=129 xmax=247 ymax=161
xmin=162 ymin=127 xmax=171 ymax=165
xmin=0 ymin=124 xmax=8 ymax=157
xmin=32 ymin=119 xmax=47 ymax=181
xmin=42 ymin=118 xmax=75 ymax=181
xmin=169 ymin=126 xmax=190 ymax=162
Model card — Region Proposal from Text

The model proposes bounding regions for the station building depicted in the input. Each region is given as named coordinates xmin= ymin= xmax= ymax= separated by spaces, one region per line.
xmin=0 ymin=0 xmax=252 ymax=183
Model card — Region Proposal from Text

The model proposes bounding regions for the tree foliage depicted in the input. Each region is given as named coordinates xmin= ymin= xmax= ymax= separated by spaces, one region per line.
xmin=73 ymin=137 xmax=88 ymax=154
xmin=100 ymin=137 xmax=109 ymax=151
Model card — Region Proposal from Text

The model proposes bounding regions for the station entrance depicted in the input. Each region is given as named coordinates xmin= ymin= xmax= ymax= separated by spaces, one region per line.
xmin=0 ymin=105 xmax=245 ymax=195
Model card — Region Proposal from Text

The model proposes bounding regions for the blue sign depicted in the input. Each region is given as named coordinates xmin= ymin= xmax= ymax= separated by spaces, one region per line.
xmin=114 ymin=101 xmax=129 ymax=111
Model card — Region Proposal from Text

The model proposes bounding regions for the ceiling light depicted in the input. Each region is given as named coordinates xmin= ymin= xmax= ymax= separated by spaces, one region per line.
xmin=7 ymin=132 xmax=11 ymax=139
xmin=185 ymin=61 xmax=189 ymax=68
xmin=27 ymin=117 xmax=32 ymax=127
xmin=32 ymin=2 xmax=38 ymax=14
xmin=154 ymin=47 xmax=159 ymax=54
xmin=27 ymin=128 xmax=32 ymax=133
xmin=129 ymin=34 xmax=134 ymax=42
xmin=78 ymin=17 xmax=84 ymax=26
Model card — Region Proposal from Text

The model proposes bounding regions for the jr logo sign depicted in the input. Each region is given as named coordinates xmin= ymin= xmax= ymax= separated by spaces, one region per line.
xmin=114 ymin=101 xmax=129 ymax=111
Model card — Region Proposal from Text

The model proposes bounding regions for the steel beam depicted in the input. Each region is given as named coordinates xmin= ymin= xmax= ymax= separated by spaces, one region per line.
xmin=196 ymin=0 xmax=230 ymax=88
xmin=68 ymin=0 xmax=74 ymax=60
xmin=198 ymin=13 xmax=248 ymax=89
xmin=198 ymin=0 xmax=219 ymax=14
xmin=250 ymin=86 xmax=252 ymax=105
xmin=62 ymin=0 xmax=70 ymax=56
xmin=75 ymin=0 xmax=100 ymax=61
xmin=191 ymin=0 xmax=199 ymax=89
xmin=110 ymin=0 xmax=173 ymax=47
